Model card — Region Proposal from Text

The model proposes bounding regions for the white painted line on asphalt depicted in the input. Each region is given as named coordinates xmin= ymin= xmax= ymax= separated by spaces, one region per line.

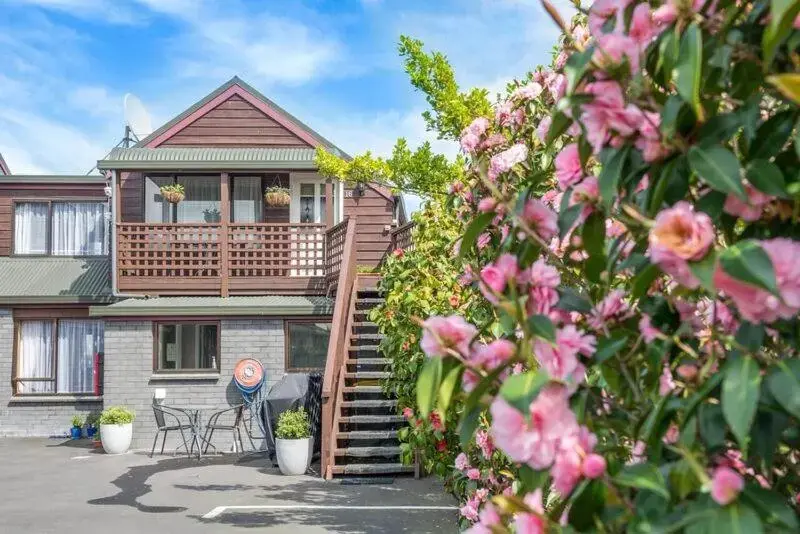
xmin=202 ymin=504 xmax=458 ymax=520
xmin=71 ymin=455 xmax=91 ymax=460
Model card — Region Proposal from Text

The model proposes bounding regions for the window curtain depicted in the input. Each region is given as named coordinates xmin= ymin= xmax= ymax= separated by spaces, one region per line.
xmin=14 ymin=203 xmax=48 ymax=254
xmin=233 ymin=176 xmax=263 ymax=223
xmin=51 ymin=202 xmax=108 ymax=255
xmin=177 ymin=177 xmax=220 ymax=223
xmin=57 ymin=320 xmax=103 ymax=394
xmin=17 ymin=321 xmax=54 ymax=393
xmin=144 ymin=176 xmax=172 ymax=223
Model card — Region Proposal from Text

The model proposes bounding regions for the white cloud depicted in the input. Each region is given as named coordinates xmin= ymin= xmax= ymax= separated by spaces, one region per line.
xmin=67 ymin=86 xmax=122 ymax=119
xmin=9 ymin=0 xmax=144 ymax=24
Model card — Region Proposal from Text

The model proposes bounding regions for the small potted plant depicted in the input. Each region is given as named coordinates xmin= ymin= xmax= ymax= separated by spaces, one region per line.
xmin=85 ymin=413 xmax=98 ymax=439
xmin=275 ymin=407 xmax=312 ymax=475
xmin=160 ymin=183 xmax=185 ymax=204
xmin=98 ymin=406 xmax=135 ymax=455
xmin=264 ymin=186 xmax=290 ymax=207
xmin=70 ymin=415 xmax=83 ymax=440
xmin=203 ymin=207 xmax=221 ymax=223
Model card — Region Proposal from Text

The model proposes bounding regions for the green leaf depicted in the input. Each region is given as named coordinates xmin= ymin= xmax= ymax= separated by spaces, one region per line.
xmin=517 ymin=465 xmax=549 ymax=492
xmin=768 ymin=73 xmax=800 ymax=104
xmin=614 ymin=463 xmax=670 ymax=499
xmin=767 ymin=360 xmax=800 ymax=419
xmin=742 ymin=484 xmax=800 ymax=531
xmin=719 ymin=240 xmax=778 ymax=295
xmin=674 ymin=23 xmax=703 ymax=119
xmin=669 ymin=460 xmax=702 ymax=500
xmin=688 ymin=145 xmax=746 ymax=200
xmin=763 ymin=0 xmax=800 ymax=67
xmin=735 ymin=322 xmax=765 ymax=353
xmin=639 ymin=395 xmax=670 ymax=448
xmin=458 ymin=405 xmax=481 ymax=448
xmin=568 ymin=480 xmax=606 ymax=530
xmin=749 ymin=111 xmax=796 ymax=161
xmin=556 ymin=287 xmax=593 ymax=313
xmin=722 ymin=355 xmax=762 ymax=454
xmin=499 ymin=371 xmax=550 ymax=413
xmin=632 ymin=263 xmax=660 ymax=301
xmin=546 ymin=111 xmax=572 ymax=145
xmin=745 ymin=160 xmax=789 ymax=198
xmin=594 ymin=334 xmax=630 ymax=363
xmin=684 ymin=373 xmax=724 ymax=424
xmin=582 ymin=211 xmax=606 ymax=257
xmin=458 ymin=212 xmax=494 ymax=260
xmin=565 ymin=45 xmax=594 ymax=94
xmin=528 ymin=315 xmax=556 ymax=342
xmin=709 ymin=503 xmax=763 ymax=534
xmin=599 ymin=145 xmax=632 ymax=210
xmin=698 ymin=403 xmax=726 ymax=450
xmin=437 ymin=364 xmax=464 ymax=420
xmin=687 ymin=249 xmax=717 ymax=293
xmin=416 ymin=357 xmax=443 ymax=417
xmin=698 ymin=113 xmax=742 ymax=147
xmin=558 ymin=202 xmax=584 ymax=239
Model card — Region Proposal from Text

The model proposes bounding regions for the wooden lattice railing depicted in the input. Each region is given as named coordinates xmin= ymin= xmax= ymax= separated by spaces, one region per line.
xmin=324 ymin=219 xmax=349 ymax=288
xmin=390 ymin=221 xmax=415 ymax=252
xmin=228 ymin=223 xmax=326 ymax=278
xmin=117 ymin=223 xmax=222 ymax=279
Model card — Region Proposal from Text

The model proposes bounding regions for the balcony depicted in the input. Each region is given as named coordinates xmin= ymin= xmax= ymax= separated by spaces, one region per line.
xmin=116 ymin=222 xmax=334 ymax=295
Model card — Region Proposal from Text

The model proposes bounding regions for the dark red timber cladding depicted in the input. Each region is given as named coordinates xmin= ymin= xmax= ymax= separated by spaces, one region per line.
xmin=120 ymin=172 xmax=144 ymax=222
xmin=343 ymin=185 xmax=395 ymax=268
xmin=159 ymin=95 xmax=312 ymax=148
xmin=0 ymin=182 xmax=106 ymax=256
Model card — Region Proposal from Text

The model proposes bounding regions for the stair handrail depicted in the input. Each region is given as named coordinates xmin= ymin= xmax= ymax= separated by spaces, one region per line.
xmin=321 ymin=216 xmax=358 ymax=479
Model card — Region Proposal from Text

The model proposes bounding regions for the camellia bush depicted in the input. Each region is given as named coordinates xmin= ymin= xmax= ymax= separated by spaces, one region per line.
xmin=411 ymin=0 xmax=800 ymax=532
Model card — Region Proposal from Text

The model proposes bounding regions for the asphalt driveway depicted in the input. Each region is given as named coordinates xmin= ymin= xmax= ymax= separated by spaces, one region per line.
xmin=0 ymin=439 xmax=457 ymax=533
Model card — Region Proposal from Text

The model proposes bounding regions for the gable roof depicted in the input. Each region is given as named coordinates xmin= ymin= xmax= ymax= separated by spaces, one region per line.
xmin=137 ymin=76 xmax=349 ymax=158
xmin=0 ymin=153 xmax=9 ymax=175
xmin=0 ymin=257 xmax=113 ymax=304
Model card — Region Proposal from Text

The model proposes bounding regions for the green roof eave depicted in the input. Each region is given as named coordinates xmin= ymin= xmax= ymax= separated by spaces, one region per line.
xmin=97 ymin=160 xmax=318 ymax=171
xmin=0 ymin=175 xmax=106 ymax=184
xmin=0 ymin=295 xmax=117 ymax=305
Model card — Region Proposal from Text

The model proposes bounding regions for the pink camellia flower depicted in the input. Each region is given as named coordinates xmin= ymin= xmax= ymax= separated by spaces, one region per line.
xmin=521 ymin=199 xmax=558 ymax=241
xmin=583 ymin=454 xmax=607 ymax=479
xmin=714 ymin=238 xmax=800 ymax=323
xmin=588 ymin=289 xmax=631 ymax=330
xmin=595 ymin=32 xmax=641 ymax=73
xmin=481 ymin=133 xmax=507 ymax=151
xmin=476 ymin=232 xmax=491 ymax=250
xmin=659 ymin=364 xmax=676 ymax=396
xmin=581 ymin=80 xmax=640 ymax=153
xmin=465 ymin=116 xmax=490 ymax=137
xmin=663 ymin=423 xmax=680 ymax=444
xmin=455 ymin=452 xmax=469 ymax=471
xmin=537 ymin=116 xmax=552 ymax=143
xmin=495 ymin=100 xmax=514 ymax=127
xmin=402 ymin=407 xmax=414 ymax=419
xmin=555 ymin=143 xmax=585 ymax=191
xmin=677 ymin=364 xmax=698 ymax=381
xmin=534 ymin=338 xmax=585 ymax=387
xmin=711 ymin=467 xmax=744 ymax=506
xmin=489 ymin=143 xmax=528 ymax=180
xmin=514 ymin=489 xmax=546 ymax=534
xmin=630 ymin=440 xmax=647 ymax=464
xmin=460 ymin=497 xmax=480 ymax=521
xmin=512 ymin=81 xmax=544 ymax=101
xmin=420 ymin=315 xmax=478 ymax=357
xmin=476 ymin=429 xmax=495 ymax=459
xmin=653 ymin=2 xmax=677 ymax=26
xmin=648 ymin=201 xmax=715 ymax=288
xmin=462 ymin=369 xmax=480 ymax=392
xmin=636 ymin=111 xmax=668 ymax=162
xmin=477 ymin=197 xmax=497 ymax=213
xmin=460 ymin=131 xmax=480 ymax=153
xmin=546 ymin=73 xmax=567 ymax=102
xmin=479 ymin=254 xmax=518 ymax=303
xmin=639 ymin=315 xmax=662 ymax=342
xmin=429 ymin=410 xmax=444 ymax=431
xmin=557 ymin=324 xmax=597 ymax=357
xmin=470 ymin=339 xmax=516 ymax=371
xmin=522 ymin=259 xmax=561 ymax=316
xmin=552 ymin=426 xmax=598 ymax=494
xmin=466 ymin=468 xmax=481 ymax=480
xmin=490 ymin=385 xmax=578 ymax=470
xmin=588 ymin=0 xmax=629 ymax=36
xmin=629 ymin=3 xmax=657 ymax=47
xmin=723 ymin=183 xmax=773 ymax=222
xmin=392 ymin=248 xmax=404 ymax=258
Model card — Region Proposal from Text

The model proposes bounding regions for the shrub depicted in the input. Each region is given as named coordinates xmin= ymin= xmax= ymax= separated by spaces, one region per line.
xmin=71 ymin=415 xmax=83 ymax=428
xmin=98 ymin=406 xmax=135 ymax=426
xmin=275 ymin=407 xmax=310 ymax=440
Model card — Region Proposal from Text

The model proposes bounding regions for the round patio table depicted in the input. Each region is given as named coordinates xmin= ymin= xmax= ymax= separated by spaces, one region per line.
xmin=183 ymin=405 xmax=225 ymax=459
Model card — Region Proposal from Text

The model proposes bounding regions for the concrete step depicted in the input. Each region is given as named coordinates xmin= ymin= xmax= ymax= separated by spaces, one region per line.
xmin=341 ymin=399 xmax=398 ymax=408
xmin=339 ymin=414 xmax=404 ymax=424
xmin=342 ymin=385 xmax=383 ymax=394
xmin=352 ymin=334 xmax=385 ymax=342
xmin=331 ymin=463 xmax=414 ymax=475
xmin=349 ymin=345 xmax=380 ymax=353
xmin=337 ymin=430 xmax=399 ymax=440
xmin=334 ymin=446 xmax=402 ymax=457
xmin=345 ymin=371 xmax=390 ymax=380
xmin=356 ymin=298 xmax=385 ymax=310
xmin=345 ymin=358 xmax=389 ymax=366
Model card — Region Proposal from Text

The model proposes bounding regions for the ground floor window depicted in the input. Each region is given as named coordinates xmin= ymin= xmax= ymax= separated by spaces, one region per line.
xmin=154 ymin=322 xmax=219 ymax=372
xmin=15 ymin=319 xmax=104 ymax=395
xmin=286 ymin=320 xmax=331 ymax=371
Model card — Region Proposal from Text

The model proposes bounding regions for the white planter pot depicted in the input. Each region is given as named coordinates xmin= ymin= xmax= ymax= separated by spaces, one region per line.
xmin=276 ymin=437 xmax=311 ymax=475
xmin=100 ymin=423 xmax=132 ymax=455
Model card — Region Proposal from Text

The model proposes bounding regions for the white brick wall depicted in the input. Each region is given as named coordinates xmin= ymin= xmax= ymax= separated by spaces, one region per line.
xmin=0 ymin=309 xmax=103 ymax=437
xmin=103 ymin=319 xmax=286 ymax=450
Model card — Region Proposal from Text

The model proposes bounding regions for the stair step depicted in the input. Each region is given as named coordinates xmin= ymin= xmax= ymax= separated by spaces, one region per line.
xmin=334 ymin=446 xmax=402 ymax=457
xmin=357 ymin=298 xmax=385 ymax=305
xmin=342 ymin=386 xmax=383 ymax=393
xmin=353 ymin=334 xmax=385 ymax=341
xmin=340 ymin=415 xmax=404 ymax=424
xmin=345 ymin=372 xmax=390 ymax=380
xmin=349 ymin=345 xmax=380 ymax=352
xmin=332 ymin=463 xmax=414 ymax=475
xmin=346 ymin=358 xmax=389 ymax=366
xmin=338 ymin=430 xmax=399 ymax=439
xmin=353 ymin=322 xmax=378 ymax=328
xmin=341 ymin=399 xmax=398 ymax=408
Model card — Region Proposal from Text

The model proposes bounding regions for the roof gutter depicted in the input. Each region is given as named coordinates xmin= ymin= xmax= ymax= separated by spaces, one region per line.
xmin=98 ymin=161 xmax=318 ymax=171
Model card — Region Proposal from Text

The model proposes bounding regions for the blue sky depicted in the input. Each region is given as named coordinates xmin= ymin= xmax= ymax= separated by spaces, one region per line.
xmin=0 ymin=0 xmax=569 ymax=199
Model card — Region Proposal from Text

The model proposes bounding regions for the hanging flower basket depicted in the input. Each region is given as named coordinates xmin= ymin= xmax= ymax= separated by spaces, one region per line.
xmin=264 ymin=187 xmax=290 ymax=207
xmin=160 ymin=184 xmax=185 ymax=204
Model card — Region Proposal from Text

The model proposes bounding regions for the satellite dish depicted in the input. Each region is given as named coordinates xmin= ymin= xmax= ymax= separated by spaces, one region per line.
xmin=123 ymin=93 xmax=152 ymax=140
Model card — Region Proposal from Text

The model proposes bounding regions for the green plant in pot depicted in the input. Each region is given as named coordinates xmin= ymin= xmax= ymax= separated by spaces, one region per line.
xmin=264 ymin=186 xmax=290 ymax=207
xmin=85 ymin=413 xmax=98 ymax=439
xmin=70 ymin=415 xmax=83 ymax=440
xmin=98 ymin=406 xmax=135 ymax=455
xmin=159 ymin=183 xmax=185 ymax=204
xmin=275 ymin=407 xmax=311 ymax=475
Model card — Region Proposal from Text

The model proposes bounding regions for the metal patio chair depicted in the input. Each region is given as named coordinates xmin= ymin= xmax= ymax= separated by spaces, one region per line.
xmin=201 ymin=404 xmax=248 ymax=454
xmin=150 ymin=401 xmax=196 ymax=458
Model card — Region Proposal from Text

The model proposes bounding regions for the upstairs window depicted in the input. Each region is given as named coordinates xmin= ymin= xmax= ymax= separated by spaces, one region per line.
xmin=14 ymin=201 xmax=108 ymax=256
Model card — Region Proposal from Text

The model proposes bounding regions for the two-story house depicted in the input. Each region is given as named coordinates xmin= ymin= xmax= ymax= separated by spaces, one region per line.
xmin=0 ymin=78 xmax=407 ymax=475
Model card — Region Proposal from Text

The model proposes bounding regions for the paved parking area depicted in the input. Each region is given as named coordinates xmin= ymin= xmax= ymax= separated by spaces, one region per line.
xmin=0 ymin=439 xmax=457 ymax=533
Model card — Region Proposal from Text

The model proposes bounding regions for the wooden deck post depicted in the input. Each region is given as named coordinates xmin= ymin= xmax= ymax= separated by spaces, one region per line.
xmin=220 ymin=172 xmax=230 ymax=297
xmin=324 ymin=179 xmax=334 ymax=229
